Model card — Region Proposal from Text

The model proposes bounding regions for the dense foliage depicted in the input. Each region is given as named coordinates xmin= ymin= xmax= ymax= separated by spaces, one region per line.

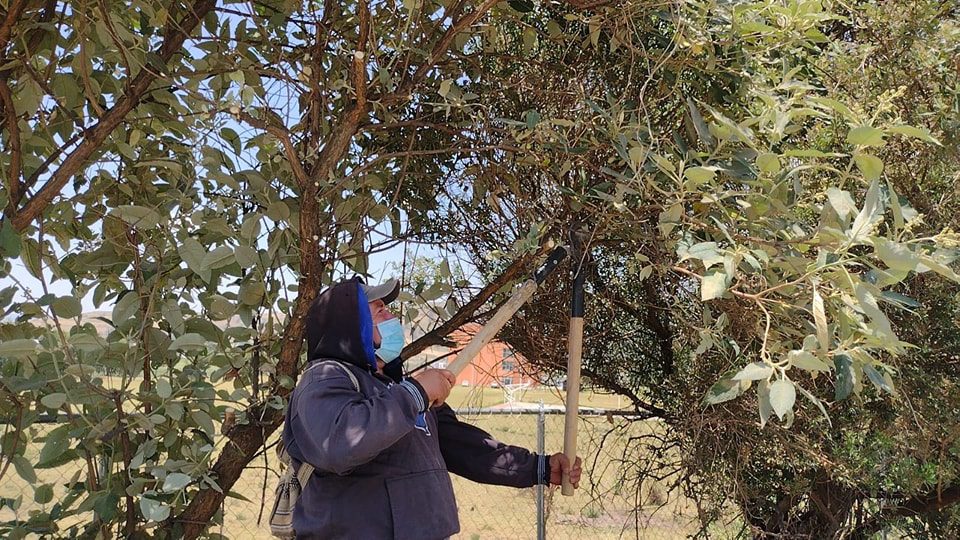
xmin=0 ymin=0 xmax=957 ymax=537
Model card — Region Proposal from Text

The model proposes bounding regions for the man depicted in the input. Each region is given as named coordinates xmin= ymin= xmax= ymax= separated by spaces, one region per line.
xmin=282 ymin=276 xmax=582 ymax=539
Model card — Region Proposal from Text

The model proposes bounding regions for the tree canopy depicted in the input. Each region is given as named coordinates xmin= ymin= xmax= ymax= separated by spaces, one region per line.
xmin=0 ymin=0 xmax=958 ymax=537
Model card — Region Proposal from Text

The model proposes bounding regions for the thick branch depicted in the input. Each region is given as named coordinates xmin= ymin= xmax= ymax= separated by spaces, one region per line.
xmin=849 ymin=485 xmax=960 ymax=540
xmin=353 ymin=0 xmax=370 ymax=110
xmin=0 ymin=0 xmax=28 ymax=54
xmin=9 ymin=0 xmax=217 ymax=232
xmin=402 ymin=249 xmax=543 ymax=359
xmin=0 ymin=78 xmax=22 ymax=214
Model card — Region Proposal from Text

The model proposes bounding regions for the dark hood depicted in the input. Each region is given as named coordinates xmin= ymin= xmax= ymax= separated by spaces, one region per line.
xmin=305 ymin=277 xmax=377 ymax=371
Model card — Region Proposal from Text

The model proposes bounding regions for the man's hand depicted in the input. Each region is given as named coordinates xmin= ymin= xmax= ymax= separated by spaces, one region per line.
xmin=412 ymin=369 xmax=456 ymax=407
xmin=548 ymin=453 xmax=582 ymax=489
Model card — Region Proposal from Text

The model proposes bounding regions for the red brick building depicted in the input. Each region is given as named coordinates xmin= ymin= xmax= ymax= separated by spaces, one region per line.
xmin=445 ymin=323 xmax=539 ymax=388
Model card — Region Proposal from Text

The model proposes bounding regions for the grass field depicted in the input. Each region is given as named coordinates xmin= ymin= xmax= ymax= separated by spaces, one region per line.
xmin=1 ymin=385 xmax=712 ymax=538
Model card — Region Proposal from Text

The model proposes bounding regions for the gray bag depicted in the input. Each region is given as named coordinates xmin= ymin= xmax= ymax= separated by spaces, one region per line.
xmin=269 ymin=360 xmax=359 ymax=538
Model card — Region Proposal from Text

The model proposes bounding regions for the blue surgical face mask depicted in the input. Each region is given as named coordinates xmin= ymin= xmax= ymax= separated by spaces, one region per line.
xmin=375 ymin=318 xmax=405 ymax=363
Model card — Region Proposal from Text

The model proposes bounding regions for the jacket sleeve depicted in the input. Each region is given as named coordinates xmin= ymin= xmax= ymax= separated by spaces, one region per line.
xmin=435 ymin=403 xmax=549 ymax=488
xmin=289 ymin=366 xmax=429 ymax=475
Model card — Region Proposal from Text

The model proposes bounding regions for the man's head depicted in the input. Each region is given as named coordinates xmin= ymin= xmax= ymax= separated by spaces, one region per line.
xmin=305 ymin=277 xmax=401 ymax=371
xmin=361 ymin=278 xmax=404 ymax=366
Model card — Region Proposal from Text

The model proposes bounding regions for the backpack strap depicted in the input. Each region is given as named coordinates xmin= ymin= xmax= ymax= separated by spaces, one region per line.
xmin=286 ymin=360 xmax=360 ymax=481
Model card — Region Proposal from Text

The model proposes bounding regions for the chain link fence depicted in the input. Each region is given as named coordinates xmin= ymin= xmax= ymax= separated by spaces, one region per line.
xmin=2 ymin=407 xmax=699 ymax=538
xmin=214 ymin=405 xmax=699 ymax=539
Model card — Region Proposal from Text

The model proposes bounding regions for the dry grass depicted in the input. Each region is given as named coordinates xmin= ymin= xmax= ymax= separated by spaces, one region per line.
xmin=1 ymin=385 xmax=714 ymax=538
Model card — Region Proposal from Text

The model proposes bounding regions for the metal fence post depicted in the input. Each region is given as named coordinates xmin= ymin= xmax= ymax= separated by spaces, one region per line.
xmin=537 ymin=400 xmax=546 ymax=540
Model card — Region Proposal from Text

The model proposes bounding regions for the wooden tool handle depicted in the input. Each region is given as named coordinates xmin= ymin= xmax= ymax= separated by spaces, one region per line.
xmin=447 ymin=280 xmax=538 ymax=377
xmin=561 ymin=316 xmax=583 ymax=496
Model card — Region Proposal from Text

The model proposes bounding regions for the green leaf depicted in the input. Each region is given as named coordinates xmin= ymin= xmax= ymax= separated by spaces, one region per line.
xmin=834 ymin=354 xmax=855 ymax=400
xmin=880 ymin=291 xmax=920 ymax=309
xmin=886 ymin=124 xmax=941 ymax=145
xmin=788 ymin=350 xmax=831 ymax=372
xmin=226 ymin=490 xmax=253 ymax=503
xmin=265 ymin=201 xmax=291 ymax=222
xmin=849 ymin=179 xmax=882 ymax=242
xmin=855 ymin=283 xmax=895 ymax=339
xmin=658 ymin=203 xmax=682 ymax=236
xmin=687 ymin=97 xmax=715 ymax=147
xmin=0 ymin=219 xmax=22 ymax=258
xmin=826 ymin=188 xmax=857 ymax=222
xmin=239 ymin=282 xmax=265 ymax=306
xmin=813 ymin=287 xmax=829 ymax=354
xmin=38 ymin=428 xmax=70 ymax=467
xmin=156 ymin=378 xmax=172 ymax=399
xmin=917 ymin=255 xmax=960 ymax=283
xmin=178 ymin=238 xmax=206 ymax=275
xmin=234 ymin=245 xmax=258 ymax=269
xmin=795 ymin=384 xmax=832 ymax=426
xmin=201 ymin=246 xmax=235 ymax=272
xmin=0 ymin=339 xmax=39 ymax=358
xmin=139 ymin=497 xmax=171 ymax=522
xmin=863 ymin=364 xmax=895 ymax=395
xmin=94 ymin=492 xmax=120 ymax=521
xmin=12 ymin=455 xmax=37 ymax=483
xmin=756 ymin=153 xmax=781 ymax=174
xmin=112 ymin=291 xmax=141 ymax=324
xmin=847 ymin=126 xmax=885 ymax=147
xmin=683 ymin=166 xmax=715 ymax=188
xmin=628 ymin=146 xmax=647 ymax=169
xmin=240 ymin=213 xmax=262 ymax=242
xmin=111 ymin=205 xmax=161 ymax=230
xmin=41 ymin=393 xmax=67 ymax=410
xmin=52 ymin=296 xmax=82 ymax=318
xmin=34 ymin=484 xmax=54 ymax=504
xmin=732 ymin=362 xmax=773 ymax=381
xmin=169 ymin=333 xmax=207 ymax=351
xmin=700 ymin=270 xmax=728 ymax=301
xmin=162 ymin=472 xmax=192 ymax=492
xmin=438 ymin=79 xmax=453 ymax=97
xmin=769 ymin=380 xmax=796 ymax=420
xmin=703 ymin=375 xmax=746 ymax=405
xmin=810 ymin=97 xmax=858 ymax=121
xmin=191 ymin=410 xmax=215 ymax=437
xmin=874 ymin=239 xmax=919 ymax=272
xmin=678 ymin=241 xmax=724 ymax=270
xmin=757 ymin=380 xmax=772 ymax=427
xmin=853 ymin=153 xmax=884 ymax=182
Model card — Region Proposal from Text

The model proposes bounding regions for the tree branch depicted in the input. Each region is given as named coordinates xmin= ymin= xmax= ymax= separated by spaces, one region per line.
xmin=849 ymin=485 xmax=960 ymax=540
xmin=353 ymin=0 xmax=370 ymax=110
xmin=9 ymin=0 xmax=217 ymax=232
xmin=0 ymin=78 xmax=22 ymax=215
xmin=0 ymin=0 xmax=28 ymax=54
xmin=402 ymin=249 xmax=544 ymax=359
xmin=235 ymin=110 xmax=310 ymax=189
xmin=382 ymin=0 xmax=499 ymax=105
